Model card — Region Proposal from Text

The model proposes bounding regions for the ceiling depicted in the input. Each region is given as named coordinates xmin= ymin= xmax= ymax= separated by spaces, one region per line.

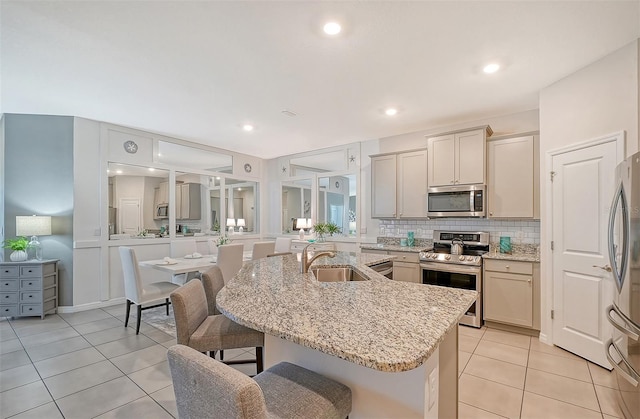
xmin=2 ymin=1 xmax=639 ymax=159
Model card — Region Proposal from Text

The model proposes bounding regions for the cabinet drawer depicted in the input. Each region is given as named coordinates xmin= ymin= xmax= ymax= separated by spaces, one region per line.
xmin=20 ymin=266 xmax=42 ymax=278
xmin=387 ymin=251 xmax=419 ymax=263
xmin=484 ymin=259 xmax=532 ymax=275
xmin=0 ymin=305 xmax=18 ymax=317
xmin=0 ymin=280 xmax=18 ymax=292
xmin=20 ymin=291 xmax=42 ymax=303
xmin=20 ymin=304 xmax=42 ymax=316
xmin=1 ymin=293 xmax=18 ymax=304
xmin=0 ymin=267 xmax=19 ymax=277
xmin=361 ymin=249 xmax=387 ymax=255
xmin=20 ymin=279 xmax=41 ymax=290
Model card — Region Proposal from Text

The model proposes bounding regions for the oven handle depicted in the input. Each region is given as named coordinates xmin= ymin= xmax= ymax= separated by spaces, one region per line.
xmin=420 ymin=262 xmax=482 ymax=275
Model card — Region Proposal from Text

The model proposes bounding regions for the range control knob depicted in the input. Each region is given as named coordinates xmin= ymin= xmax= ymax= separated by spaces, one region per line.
xmin=431 ymin=254 xmax=438 ymax=259
xmin=459 ymin=255 xmax=465 ymax=261
xmin=445 ymin=254 xmax=451 ymax=260
xmin=466 ymin=256 xmax=474 ymax=262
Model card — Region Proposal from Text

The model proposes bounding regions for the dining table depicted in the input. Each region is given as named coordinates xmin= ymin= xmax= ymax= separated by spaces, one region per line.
xmin=139 ymin=251 xmax=253 ymax=275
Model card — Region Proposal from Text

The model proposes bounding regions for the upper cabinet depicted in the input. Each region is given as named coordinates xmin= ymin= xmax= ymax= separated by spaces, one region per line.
xmin=371 ymin=149 xmax=428 ymax=218
xmin=487 ymin=134 xmax=540 ymax=219
xmin=427 ymin=126 xmax=492 ymax=187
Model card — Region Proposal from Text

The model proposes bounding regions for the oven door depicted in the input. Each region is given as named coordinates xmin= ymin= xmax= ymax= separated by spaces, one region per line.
xmin=421 ymin=261 xmax=482 ymax=327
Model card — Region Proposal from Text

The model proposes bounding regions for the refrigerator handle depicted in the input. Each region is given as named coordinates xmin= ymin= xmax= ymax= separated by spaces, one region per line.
xmin=607 ymin=183 xmax=629 ymax=291
xmin=607 ymin=304 xmax=640 ymax=341
xmin=606 ymin=340 xmax=640 ymax=386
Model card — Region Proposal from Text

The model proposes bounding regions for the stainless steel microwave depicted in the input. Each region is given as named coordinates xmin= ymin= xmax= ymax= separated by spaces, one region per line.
xmin=156 ymin=204 xmax=169 ymax=218
xmin=427 ymin=185 xmax=486 ymax=217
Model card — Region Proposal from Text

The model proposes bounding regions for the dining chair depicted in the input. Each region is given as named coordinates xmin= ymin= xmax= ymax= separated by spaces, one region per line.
xmin=170 ymin=238 xmax=199 ymax=284
xmin=274 ymin=237 xmax=292 ymax=253
xmin=170 ymin=279 xmax=264 ymax=374
xmin=168 ymin=344 xmax=352 ymax=419
xmin=217 ymin=243 xmax=244 ymax=284
xmin=251 ymin=241 xmax=276 ymax=260
xmin=119 ymin=246 xmax=180 ymax=334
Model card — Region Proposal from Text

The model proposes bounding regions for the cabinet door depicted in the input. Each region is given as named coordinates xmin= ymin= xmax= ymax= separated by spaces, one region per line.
xmin=371 ymin=155 xmax=397 ymax=218
xmin=175 ymin=184 xmax=182 ymax=219
xmin=488 ymin=136 xmax=534 ymax=218
xmin=484 ymin=270 xmax=533 ymax=327
xmin=180 ymin=184 xmax=190 ymax=219
xmin=159 ymin=182 xmax=169 ymax=204
xmin=456 ymin=129 xmax=485 ymax=185
xmin=393 ymin=261 xmax=421 ymax=283
xmin=397 ymin=150 xmax=428 ymax=218
xmin=428 ymin=134 xmax=455 ymax=187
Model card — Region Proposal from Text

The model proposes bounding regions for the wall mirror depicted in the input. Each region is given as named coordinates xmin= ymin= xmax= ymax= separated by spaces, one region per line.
xmin=173 ymin=171 xmax=210 ymax=236
xmin=289 ymin=150 xmax=347 ymax=176
xmin=107 ymin=162 xmax=169 ymax=238
xmin=224 ymin=178 xmax=258 ymax=234
xmin=281 ymin=178 xmax=312 ymax=234
xmin=156 ymin=140 xmax=233 ymax=173
xmin=318 ymin=174 xmax=357 ymax=235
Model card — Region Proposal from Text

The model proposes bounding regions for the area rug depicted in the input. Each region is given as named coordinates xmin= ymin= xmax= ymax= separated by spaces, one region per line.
xmin=140 ymin=305 xmax=177 ymax=337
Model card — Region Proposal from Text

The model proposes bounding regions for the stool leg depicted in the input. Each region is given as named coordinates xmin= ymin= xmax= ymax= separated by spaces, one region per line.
xmin=256 ymin=347 xmax=264 ymax=374
xmin=124 ymin=300 xmax=132 ymax=327
xmin=165 ymin=298 xmax=170 ymax=315
xmin=220 ymin=350 xmax=224 ymax=361
xmin=136 ymin=305 xmax=142 ymax=335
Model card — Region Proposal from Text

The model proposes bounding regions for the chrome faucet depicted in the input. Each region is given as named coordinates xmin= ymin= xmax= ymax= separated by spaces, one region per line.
xmin=300 ymin=244 xmax=336 ymax=273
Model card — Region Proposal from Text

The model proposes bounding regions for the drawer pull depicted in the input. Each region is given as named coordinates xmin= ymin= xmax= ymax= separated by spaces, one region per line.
xmin=28 ymin=308 xmax=32 ymax=311
xmin=4 ymin=308 xmax=8 ymax=312
xmin=505 ymin=265 xmax=510 ymax=269
xmin=28 ymin=282 xmax=32 ymax=286
xmin=4 ymin=283 xmax=8 ymax=286
xmin=4 ymin=295 xmax=8 ymax=298
xmin=28 ymin=295 xmax=33 ymax=298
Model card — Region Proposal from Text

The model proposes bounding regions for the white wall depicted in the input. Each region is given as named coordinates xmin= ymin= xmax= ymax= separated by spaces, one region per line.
xmin=538 ymin=39 xmax=640 ymax=342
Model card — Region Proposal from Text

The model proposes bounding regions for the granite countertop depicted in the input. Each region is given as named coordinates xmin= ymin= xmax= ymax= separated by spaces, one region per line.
xmin=483 ymin=244 xmax=540 ymax=263
xmin=217 ymin=252 xmax=476 ymax=373
xmin=359 ymin=243 xmax=431 ymax=253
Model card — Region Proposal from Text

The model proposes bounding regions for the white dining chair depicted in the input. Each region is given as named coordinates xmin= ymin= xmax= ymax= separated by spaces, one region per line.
xmin=251 ymin=241 xmax=276 ymax=260
xmin=216 ymin=243 xmax=245 ymax=284
xmin=118 ymin=246 xmax=180 ymax=334
xmin=170 ymin=239 xmax=199 ymax=284
xmin=274 ymin=237 xmax=292 ymax=253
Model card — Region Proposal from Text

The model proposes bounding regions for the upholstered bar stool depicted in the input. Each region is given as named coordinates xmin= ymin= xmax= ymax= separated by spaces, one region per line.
xmin=168 ymin=344 xmax=352 ymax=419
xmin=170 ymin=278 xmax=264 ymax=373
xmin=251 ymin=241 xmax=276 ymax=260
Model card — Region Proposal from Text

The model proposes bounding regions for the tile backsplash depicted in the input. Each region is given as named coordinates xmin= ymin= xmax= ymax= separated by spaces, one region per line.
xmin=378 ymin=219 xmax=540 ymax=245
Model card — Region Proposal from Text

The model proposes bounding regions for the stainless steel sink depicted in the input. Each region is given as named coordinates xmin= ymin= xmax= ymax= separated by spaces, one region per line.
xmin=310 ymin=266 xmax=369 ymax=282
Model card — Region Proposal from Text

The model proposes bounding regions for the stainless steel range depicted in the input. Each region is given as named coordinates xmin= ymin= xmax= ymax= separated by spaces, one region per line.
xmin=420 ymin=231 xmax=489 ymax=328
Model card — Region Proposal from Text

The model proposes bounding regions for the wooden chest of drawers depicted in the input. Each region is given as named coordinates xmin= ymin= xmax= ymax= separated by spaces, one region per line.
xmin=0 ymin=260 xmax=58 ymax=319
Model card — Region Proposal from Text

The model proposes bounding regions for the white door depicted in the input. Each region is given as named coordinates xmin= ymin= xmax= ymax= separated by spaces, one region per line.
xmin=551 ymin=138 xmax=620 ymax=368
xmin=119 ymin=198 xmax=141 ymax=235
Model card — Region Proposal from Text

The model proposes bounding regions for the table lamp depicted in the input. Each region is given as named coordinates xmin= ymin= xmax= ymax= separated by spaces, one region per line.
xmin=226 ymin=218 xmax=236 ymax=234
xmin=237 ymin=218 xmax=246 ymax=233
xmin=297 ymin=218 xmax=308 ymax=240
xmin=16 ymin=215 xmax=52 ymax=260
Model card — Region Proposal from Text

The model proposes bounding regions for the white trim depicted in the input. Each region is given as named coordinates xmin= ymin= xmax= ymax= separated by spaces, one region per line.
xmin=57 ymin=297 xmax=126 ymax=313
xmin=543 ymin=130 xmax=625 ymax=346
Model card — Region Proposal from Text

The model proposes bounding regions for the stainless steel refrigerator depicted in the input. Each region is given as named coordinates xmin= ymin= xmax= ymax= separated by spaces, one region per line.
xmin=606 ymin=151 xmax=640 ymax=419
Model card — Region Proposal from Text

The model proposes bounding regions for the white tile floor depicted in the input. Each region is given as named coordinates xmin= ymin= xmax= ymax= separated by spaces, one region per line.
xmin=0 ymin=307 xmax=624 ymax=418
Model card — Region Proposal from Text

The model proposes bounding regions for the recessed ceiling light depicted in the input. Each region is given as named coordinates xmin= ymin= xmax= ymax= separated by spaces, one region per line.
xmin=483 ymin=63 xmax=500 ymax=74
xmin=116 ymin=170 xmax=123 ymax=174
xmin=148 ymin=168 xmax=155 ymax=172
xmin=323 ymin=21 xmax=341 ymax=35
xmin=385 ymin=108 xmax=398 ymax=116
xmin=243 ymin=124 xmax=254 ymax=132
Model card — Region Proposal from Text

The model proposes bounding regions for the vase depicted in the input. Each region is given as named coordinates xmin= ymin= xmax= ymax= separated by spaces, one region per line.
xmin=10 ymin=250 xmax=28 ymax=262
xmin=316 ymin=234 xmax=326 ymax=243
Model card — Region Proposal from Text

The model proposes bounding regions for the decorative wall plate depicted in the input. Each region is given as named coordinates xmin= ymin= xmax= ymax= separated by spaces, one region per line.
xmin=123 ymin=140 xmax=138 ymax=154
xmin=244 ymin=163 xmax=252 ymax=173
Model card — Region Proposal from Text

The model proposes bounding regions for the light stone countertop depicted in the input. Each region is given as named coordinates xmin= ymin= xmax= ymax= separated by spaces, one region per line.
xmin=483 ymin=244 xmax=540 ymax=262
xmin=217 ymin=252 xmax=477 ymax=373
xmin=359 ymin=243 xmax=431 ymax=253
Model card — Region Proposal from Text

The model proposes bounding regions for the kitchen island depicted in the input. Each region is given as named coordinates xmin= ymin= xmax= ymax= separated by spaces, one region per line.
xmin=217 ymin=252 xmax=476 ymax=418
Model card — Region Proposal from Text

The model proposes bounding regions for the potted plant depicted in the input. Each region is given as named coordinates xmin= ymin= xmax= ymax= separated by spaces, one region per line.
xmin=311 ymin=222 xmax=328 ymax=242
xmin=326 ymin=221 xmax=342 ymax=237
xmin=3 ymin=237 xmax=30 ymax=261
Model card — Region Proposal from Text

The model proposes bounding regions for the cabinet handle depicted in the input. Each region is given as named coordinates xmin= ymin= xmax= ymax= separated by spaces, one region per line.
xmin=505 ymin=265 xmax=510 ymax=269
xmin=28 ymin=282 xmax=32 ymax=286
xmin=28 ymin=308 xmax=32 ymax=311
xmin=4 ymin=295 xmax=8 ymax=298
xmin=4 ymin=308 xmax=8 ymax=312
xmin=28 ymin=295 xmax=33 ymax=298
xmin=490 ymin=212 xmax=493 ymax=216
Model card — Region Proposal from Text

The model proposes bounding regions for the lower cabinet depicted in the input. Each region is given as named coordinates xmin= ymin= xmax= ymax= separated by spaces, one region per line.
xmin=0 ymin=260 xmax=58 ymax=319
xmin=361 ymin=249 xmax=421 ymax=283
xmin=483 ymin=259 xmax=540 ymax=330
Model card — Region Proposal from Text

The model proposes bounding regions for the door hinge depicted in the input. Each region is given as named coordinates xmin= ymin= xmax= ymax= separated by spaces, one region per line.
xmin=550 ymin=171 xmax=556 ymax=181
xmin=551 ymin=241 xmax=554 ymax=250
xmin=551 ymin=310 xmax=555 ymax=319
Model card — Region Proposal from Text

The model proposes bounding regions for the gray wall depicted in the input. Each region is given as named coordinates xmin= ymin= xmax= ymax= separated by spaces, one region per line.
xmin=4 ymin=114 xmax=74 ymax=306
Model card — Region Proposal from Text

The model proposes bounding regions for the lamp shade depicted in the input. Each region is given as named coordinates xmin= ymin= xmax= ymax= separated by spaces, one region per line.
xmin=297 ymin=218 xmax=307 ymax=229
xmin=226 ymin=218 xmax=236 ymax=227
xmin=236 ymin=219 xmax=246 ymax=227
xmin=16 ymin=216 xmax=51 ymax=236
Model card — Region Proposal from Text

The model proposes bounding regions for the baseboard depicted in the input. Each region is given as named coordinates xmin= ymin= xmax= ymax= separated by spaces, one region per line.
xmin=57 ymin=297 xmax=126 ymax=313
xmin=538 ymin=332 xmax=549 ymax=344
xmin=484 ymin=321 xmax=540 ymax=337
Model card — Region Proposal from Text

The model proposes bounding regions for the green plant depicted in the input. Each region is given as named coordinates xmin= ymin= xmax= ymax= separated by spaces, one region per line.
xmin=216 ymin=234 xmax=232 ymax=246
xmin=326 ymin=221 xmax=342 ymax=236
xmin=312 ymin=222 xmax=342 ymax=237
xmin=3 ymin=237 xmax=29 ymax=251
xmin=211 ymin=221 xmax=220 ymax=233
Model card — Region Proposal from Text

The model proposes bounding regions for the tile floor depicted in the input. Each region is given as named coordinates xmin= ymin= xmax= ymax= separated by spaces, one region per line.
xmin=0 ymin=306 xmax=624 ymax=418
xmin=458 ymin=325 xmax=624 ymax=419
